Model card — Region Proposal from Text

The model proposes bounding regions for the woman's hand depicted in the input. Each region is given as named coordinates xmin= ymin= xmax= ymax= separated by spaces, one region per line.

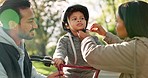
xmin=77 ymin=30 xmax=90 ymax=40
xmin=90 ymin=23 xmax=107 ymax=36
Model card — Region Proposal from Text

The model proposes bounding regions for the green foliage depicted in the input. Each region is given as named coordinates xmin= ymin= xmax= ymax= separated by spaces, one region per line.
xmin=47 ymin=45 xmax=56 ymax=56
xmin=32 ymin=61 xmax=57 ymax=75
xmin=98 ymin=0 xmax=148 ymax=34
xmin=26 ymin=0 xmax=66 ymax=56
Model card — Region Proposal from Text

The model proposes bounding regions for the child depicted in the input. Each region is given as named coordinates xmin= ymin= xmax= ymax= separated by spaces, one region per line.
xmin=53 ymin=4 xmax=101 ymax=78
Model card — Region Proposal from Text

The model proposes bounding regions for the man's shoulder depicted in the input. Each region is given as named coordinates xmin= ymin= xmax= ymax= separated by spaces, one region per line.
xmin=0 ymin=43 xmax=7 ymax=53
xmin=0 ymin=42 xmax=15 ymax=50
xmin=0 ymin=42 xmax=19 ymax=59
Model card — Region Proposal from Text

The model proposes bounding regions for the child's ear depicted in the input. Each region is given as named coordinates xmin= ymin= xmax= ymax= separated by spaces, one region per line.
xmin=65 ymin=23 xmax=70 ymax=29
xmin=66 ymin=25 xmax=70 ymax=29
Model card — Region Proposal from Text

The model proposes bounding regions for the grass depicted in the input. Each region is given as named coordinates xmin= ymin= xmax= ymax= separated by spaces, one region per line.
xmin=32 ymin=61 xmax=57 ymax=75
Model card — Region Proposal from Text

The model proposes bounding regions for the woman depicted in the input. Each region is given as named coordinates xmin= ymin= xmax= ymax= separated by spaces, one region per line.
xmin=78 ymin=1 xmax=148 ymax=78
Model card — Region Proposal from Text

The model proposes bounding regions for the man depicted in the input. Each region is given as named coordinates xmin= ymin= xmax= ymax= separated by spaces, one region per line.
xmin=0 ymin=0 xmax=64 ymax=78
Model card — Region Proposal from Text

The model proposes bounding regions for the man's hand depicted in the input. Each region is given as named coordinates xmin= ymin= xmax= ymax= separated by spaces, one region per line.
xmin=47 ymin=71 xmax=65 ymax=78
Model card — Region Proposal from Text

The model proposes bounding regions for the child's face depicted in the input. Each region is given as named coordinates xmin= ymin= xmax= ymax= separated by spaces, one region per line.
xmin=67 ymin=11 xmax=86 ymax=35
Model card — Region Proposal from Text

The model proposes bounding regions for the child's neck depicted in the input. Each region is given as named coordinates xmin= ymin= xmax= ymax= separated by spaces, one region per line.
xmin=71 ymin=31 xmax=78 ymax=37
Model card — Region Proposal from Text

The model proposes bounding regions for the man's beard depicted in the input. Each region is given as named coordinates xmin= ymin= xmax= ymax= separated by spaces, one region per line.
xmin=18 ymin=29 xmax=34 ymax=40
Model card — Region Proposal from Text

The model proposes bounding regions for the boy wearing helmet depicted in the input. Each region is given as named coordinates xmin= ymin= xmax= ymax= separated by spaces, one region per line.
xmin=53 ymin=4 xmax=101 ymax=78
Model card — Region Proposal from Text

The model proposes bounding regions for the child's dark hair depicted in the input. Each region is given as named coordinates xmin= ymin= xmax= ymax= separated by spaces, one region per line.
xmin=62 ymin=4 xmax=89 ymax=32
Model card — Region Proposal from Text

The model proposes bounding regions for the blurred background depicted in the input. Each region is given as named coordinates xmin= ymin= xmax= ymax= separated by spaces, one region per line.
xmin=0 ymin=0 xmax=147 ymax=77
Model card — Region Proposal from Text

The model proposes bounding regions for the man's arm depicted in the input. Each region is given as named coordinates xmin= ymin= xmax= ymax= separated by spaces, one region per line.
xmin=0 ymin=62 xmax=8 ymax=78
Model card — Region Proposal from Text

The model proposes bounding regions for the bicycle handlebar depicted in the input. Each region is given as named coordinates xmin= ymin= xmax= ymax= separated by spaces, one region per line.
xmin=30 ymin=55 xmax=53 ymax=67
xmin=30 ymin=55 xmax=100 ymax=78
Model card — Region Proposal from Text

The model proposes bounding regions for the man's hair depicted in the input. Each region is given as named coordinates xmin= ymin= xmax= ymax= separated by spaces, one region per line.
xmin=118 ymin=1 xmax=148 ymax=38
xmin=0 ymin=0 xmax=31 ymax=29
xmin=0 ymin=0 xmax=30 ymax=13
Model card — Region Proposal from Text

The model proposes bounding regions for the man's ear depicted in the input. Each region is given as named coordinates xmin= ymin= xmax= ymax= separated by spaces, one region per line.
xmin=8 ymin=21 xmax=18 ymax=29
xmin=0 ymin=9 xmax=20 ymax=29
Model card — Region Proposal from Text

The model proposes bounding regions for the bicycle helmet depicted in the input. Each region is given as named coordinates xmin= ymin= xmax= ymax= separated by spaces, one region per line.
xmin=62 ymin=4 xmax=89 ymax=32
